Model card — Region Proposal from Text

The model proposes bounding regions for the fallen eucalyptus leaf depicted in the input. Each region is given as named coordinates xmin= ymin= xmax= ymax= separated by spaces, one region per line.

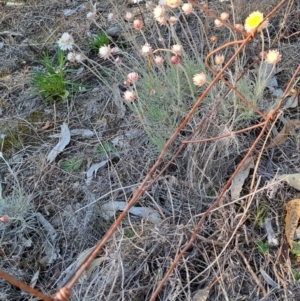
xmin=267 ymin=120 xmax=300 ymax=149
xmin=101 ymin=201 xmax=162 ymax=223
xmin=70 ymin=129 xmax=94 ymax=138
xmin=277 ymin=173 xmax=300 ymax=191
xmin=30 ymin=270 xmax=40 ymax=288
xmin=285 ymin=199 xmax=300 ymax=248
xmin=47 ymin=123 xmax=70 ymax=163
xmin=260 ymin=268 xmax=278 ymax=288
xmin=86 ymin=160 xmax=109 ymax=185
xmin=230 ymin=157 xmax=254 ymax=199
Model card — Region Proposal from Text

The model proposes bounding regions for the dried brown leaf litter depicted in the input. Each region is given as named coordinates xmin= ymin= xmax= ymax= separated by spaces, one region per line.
xmin=285 ymin=199 xmax=300 ymax=249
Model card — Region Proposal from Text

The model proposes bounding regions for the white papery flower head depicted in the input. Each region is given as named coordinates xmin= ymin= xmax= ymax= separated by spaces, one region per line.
xmin=127 ymin=72 xmax=139 ymax=83
xmin=123 ymin=90 xmax=135 ymax=102
xmin=99 ymin=45 xmax=111 ymax=59
xmin=87 ymin=12 xmax=96 ymax=20
xmin=265 ymin=50 xmax=281 ymax=65
xmin=154 ymin=55 xmax=164 ymax=66
xmin=182 ymin=3 xmax=193 ymax=15
xmin=193 ymin=73 xmax=206 ymax=86
xmin=153 ymin=5 xmax=166 ymax=19
xmin=108 ymin=13 xmax=115 ymax=21
xmin=57 ymin=32 xmax=74 ymax=51
xmin=140 ymin=43 xmax=152 ymax=56
xmin=171 ymin=44 xmax=183 ymax=56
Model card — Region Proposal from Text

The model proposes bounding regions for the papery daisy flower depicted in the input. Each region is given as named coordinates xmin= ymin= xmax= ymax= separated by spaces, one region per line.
xmin=133 ymin=19 xmax=143 ymax=30
xmin=244 ymin=11 xmax=268 ymax=33
xmin=123 ymin=90 xmax=135 ymax=102
xmin=166 ymin=0 xmax=181 ymax=8
xmin=182 ymin=3 xmax=193 ymax=15
xmin=171 ymin=44 xmax=183 ymax=56
xmin=99 ymin=45 xmax=111 ymax=59
xmin=140 ymin=43 xmax=152 ymax=56
xmin=153 ymin=5 xmax=166 ymax=19
xmin=265 ymin=49 xmax=281 ymax=65
xmin=67 ymin=52 xmax=76 ymax=62
xmin=57 ymin=32 xmax=74 ymax=51
xmin=127 ymin=72 xmax=139 ymax=83
xmin=193 ymin=73 xmax=206 ymax=86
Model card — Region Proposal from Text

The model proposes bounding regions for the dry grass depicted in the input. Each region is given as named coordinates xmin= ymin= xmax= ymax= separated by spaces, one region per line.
xmin=1 ymin=0 xmax=300 ymax=300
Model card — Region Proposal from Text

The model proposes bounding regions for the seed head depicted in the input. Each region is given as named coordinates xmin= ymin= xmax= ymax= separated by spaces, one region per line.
xmin=140 ymin=43 xmax=152 ymax=56
xmin=154 ymin=55 xmax=164 ymax=66
xmin=127 ymin=72 xmax=139 ymax=84
xmin=67 ymin=52 xmax=76 ymax=62
xmin=153 ymin=5 xmax=166 ymax=19
xmin=265 ymin=50 xmax=281 ymax=65
xmin=123 ymin=90 xmax=135 ymax=102
xmin=171 ymin=44 xmax=183 ymax=56
xmin=214 ymin=54 xmax=225 ymax=65
xmin=99 ymin=45 xmax=111 ymax=60
xmin=182 ymin=3 xmax=193 ymax=15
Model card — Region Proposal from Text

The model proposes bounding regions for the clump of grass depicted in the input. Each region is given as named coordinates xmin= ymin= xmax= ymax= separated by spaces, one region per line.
xmin=29 ymin=49 xmax=82 ymax=102
xmin=90 ymin=32 xmax=110 ymax=52
xmin=60 ymin=157 xmax=81 ymax=172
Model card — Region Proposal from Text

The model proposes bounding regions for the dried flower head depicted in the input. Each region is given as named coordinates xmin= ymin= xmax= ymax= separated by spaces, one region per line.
xmin=108 ymin=13 xmax=115 ymax=21
xmin=153 ymin=5 xmax=166 ymax=19
xmin=111 ymin=47 xmax=121 ymax=55
xmin=210 ymin=36 xmax=217 ymax=43
xmin=127 ymin=72 xmax=139 ymax=83
xmin=154 ymin=55 xmax=164 ymax=66
xmin=124 ymin=11 xmax=134 ymax=21
xmin=170 ymin=55 xmax=180 ymax=65
xmin=75 ymin=53 xmax=84 ymax=63
xmin=123 ymin=90 xmax=135 ymax=102
xmin=156 ymin=16 xmax=167 ymax=25
xmin=214 ymin=19 xmax=223 ymax=28
xmin=193 ymin=73 xmax=206 ymax=86
xmin=67 ymin=52 xmax=76 ymax=62
xmin=133 ymin=19 xmax=143 ymax=30
xmin=214 ymin=54 xmax=225 ymax=65
xmin=99 ymin=45 xmax=111 ymax=60
xmin=86 ymin=12 xmax=96 ymax=20
xmin=171 ymin=44 xmax=183 ymax=56
xmin=182 ymin=3 xmax=193 ymax=15
xmin=166 ymin=0 xmax=181 ymax=8
xmin=220 ymin=12 xmax=229 ymax=21
xmin=265 ymin=49 xmax=281 ymax=65
xmin=244 ymin=11 xmax=268 ymax=33
xmin=169 ymin=16 xmax=178 ymax=25
xmin=57 ymin=32 xmax=74 ymax=51
xmin=115 ymin=57 xmax=122 ymax=65
xmin=140 ymin=43 xmax=152 ymax=56
xmin=235 ymin=24 xmax=244 ymax=31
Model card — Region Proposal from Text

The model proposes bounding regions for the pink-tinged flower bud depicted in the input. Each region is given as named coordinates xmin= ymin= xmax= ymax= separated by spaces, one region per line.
xmin=193 ymin=73 xmax=206 ymax=87
xmin=214 ymin=19 xmax=223 ymax=28
xmin=127 ymin=72 xmax=139 ymax=83
xmin=0 ymin=215 xmax=9 ymax=224
xmin=154 ymin=55 xmax=164 ymax=66
xmin=133 ymin=19 xmax=143 ymax=30
xmin=169 ymin=16 xmax=178 ymax=25
xmin=156 ymin=16 xmax=167 ymax=25
xmin=235 ymin=24 xmax=244 ymax=31
xmin=123 ymin=90 xmax=135 ymax=102
xmin=115 ymin=57 xmax=122 ymax=65
xmin=170 ymin=55 xmax=180 ymax=65
xmin=220 ymin=12 xmax=229 ymax=21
